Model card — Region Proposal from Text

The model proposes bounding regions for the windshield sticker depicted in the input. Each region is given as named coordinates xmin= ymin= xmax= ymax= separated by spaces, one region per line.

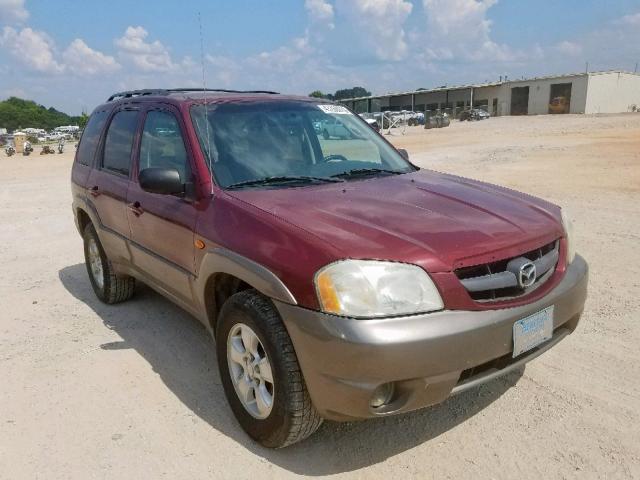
xmin=317 ymin=104 xmax=351 ymax=115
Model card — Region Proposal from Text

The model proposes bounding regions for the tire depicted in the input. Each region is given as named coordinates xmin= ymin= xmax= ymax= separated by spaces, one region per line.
xmin=322 ymin=129 xmax=329 ymax=140
xmin=83 ymin=223 xmax=135 ymax=304
xmin=217 ymin=290 xmax=322 ymax=448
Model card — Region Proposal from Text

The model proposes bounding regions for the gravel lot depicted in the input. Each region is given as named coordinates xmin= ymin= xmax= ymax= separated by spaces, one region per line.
xmin=1 ymin=114 xmax=639 ymax=479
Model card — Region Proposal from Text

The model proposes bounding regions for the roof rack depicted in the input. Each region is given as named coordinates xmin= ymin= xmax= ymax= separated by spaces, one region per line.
xmin=107 ymin=89 xmax=169 ymax=102
xmin=167 ymin=88 xmax=280 ymax=95
xmin=106 ymin=88 xmax=279 ymax=102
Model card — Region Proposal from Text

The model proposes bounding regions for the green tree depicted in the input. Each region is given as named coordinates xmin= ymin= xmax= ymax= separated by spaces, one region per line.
xmin=78 ymin=112 xmax=89 ymax=129
xmin=0 ymin=97 xmax=82 ymax=131
xmin=307 ymin=87 xmax=371 ymax=101
xmin=332 ymin=87 xmax=371 ymax=100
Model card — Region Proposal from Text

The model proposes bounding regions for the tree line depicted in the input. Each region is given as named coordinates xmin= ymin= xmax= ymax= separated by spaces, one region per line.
xmin=0 ymin=97 xmax=87 ymax=132
xmin=308 ymin=87 xmax=371 ymax=101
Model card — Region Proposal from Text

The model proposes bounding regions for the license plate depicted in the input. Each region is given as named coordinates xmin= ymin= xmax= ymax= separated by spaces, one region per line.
xmin=512 ymin=306 xmax=554 ymax=358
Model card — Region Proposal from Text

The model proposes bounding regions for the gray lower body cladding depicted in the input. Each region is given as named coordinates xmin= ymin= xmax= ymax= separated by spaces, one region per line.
xmin=275 ymin=255 xmax=588 ymax=421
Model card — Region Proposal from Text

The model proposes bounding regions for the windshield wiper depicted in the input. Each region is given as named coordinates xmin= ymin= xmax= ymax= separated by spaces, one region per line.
xmin=331 ymin=168 xmax=404 ymax=179
xmin=226 ymin=175 xmax=343 ymax=189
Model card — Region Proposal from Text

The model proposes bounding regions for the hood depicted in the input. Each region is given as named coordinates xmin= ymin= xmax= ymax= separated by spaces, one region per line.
xmin=227 ymin=170 xmax=564 ymax=272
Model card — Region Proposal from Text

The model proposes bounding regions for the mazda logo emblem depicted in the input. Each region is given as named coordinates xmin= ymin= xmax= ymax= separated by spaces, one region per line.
xmin=518 ymin=262 xmax=537 ymax=288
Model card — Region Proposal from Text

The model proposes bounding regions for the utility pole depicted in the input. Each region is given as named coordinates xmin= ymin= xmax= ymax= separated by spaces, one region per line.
xmin=585 ymin=61 xmax=589 ymax=73
xmin=635 ymin=62 xmax=638 ymax=73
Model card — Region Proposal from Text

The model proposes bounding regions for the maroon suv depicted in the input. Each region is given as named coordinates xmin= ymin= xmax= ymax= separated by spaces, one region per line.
xmin=71 ymin=89 xmax=588 ymax=448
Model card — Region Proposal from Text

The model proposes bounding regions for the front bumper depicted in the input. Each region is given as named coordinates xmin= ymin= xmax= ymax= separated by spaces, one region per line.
xmin=275 ymin=255 xmax=588 ymax=421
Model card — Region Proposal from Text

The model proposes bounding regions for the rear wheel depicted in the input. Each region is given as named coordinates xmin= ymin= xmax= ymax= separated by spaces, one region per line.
xmin=217 ymin=290 xmax=322 ymax=448
xmin=83 ymin=223 xmax=135 ymax=304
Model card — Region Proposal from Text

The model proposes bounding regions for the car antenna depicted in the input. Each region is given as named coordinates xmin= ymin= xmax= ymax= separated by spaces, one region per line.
xmin=198 ymin=11 xmax=214 ymax=194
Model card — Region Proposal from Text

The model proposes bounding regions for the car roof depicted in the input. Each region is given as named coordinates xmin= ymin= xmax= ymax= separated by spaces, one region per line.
xmin=93 ymin=88 xmax=328 ymax=113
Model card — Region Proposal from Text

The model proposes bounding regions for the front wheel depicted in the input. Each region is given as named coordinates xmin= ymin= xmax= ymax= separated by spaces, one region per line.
xmin=217 ymin=290 xmax=322 ymax=448
xmin=322 ymin=129 xmax=330 ymax=140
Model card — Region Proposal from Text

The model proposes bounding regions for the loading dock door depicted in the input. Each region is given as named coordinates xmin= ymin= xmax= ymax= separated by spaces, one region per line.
xmin=511 ymin=87 xmax=529 ymax=115
xmin=549 ymin=83 xmax=572 ymax=114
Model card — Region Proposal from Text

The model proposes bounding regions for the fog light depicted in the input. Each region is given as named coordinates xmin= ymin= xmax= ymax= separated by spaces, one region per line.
xmin=370 ymin=383 xmax=395 ymax=409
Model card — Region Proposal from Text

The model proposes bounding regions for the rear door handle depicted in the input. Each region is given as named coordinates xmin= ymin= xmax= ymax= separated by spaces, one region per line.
xmin=89 ymin=185 xmax=100 ymax=197
xmin=127 ymin=201 xmax=144 ymax=216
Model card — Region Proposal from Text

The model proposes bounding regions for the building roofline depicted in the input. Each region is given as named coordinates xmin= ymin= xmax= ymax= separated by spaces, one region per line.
xmin=339 ymin=69 xmax=639 ymax=103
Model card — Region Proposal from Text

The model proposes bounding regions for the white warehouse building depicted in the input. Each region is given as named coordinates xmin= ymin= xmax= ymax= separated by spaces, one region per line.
xmin=340 ymin=70 xmax=640 ymax=118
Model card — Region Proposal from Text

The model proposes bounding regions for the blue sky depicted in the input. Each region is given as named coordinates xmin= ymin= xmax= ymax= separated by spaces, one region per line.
xmin=1 ymin=0 xmax=639 ymax=114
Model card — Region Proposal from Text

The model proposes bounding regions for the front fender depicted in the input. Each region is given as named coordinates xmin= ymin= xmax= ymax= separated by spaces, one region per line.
xmin=194 ymin=247 xmax=298 ymax=329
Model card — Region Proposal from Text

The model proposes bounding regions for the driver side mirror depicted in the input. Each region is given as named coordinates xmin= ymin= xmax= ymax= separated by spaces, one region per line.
xmin=139 ymin=167 xmax=183 ymax=195
xmin=397 ymin=148 xmax=409 ymax=161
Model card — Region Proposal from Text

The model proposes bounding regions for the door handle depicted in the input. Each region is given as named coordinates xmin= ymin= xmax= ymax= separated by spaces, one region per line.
xmin=89 ymin=185 xmax=100 ymax=197
xmin=127 ymin=201 xmax=144 ymax=216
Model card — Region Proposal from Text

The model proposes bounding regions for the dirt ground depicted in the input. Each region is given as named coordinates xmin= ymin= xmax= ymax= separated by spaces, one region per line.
xmin=1 ymin=114 xmax=639 ymax=479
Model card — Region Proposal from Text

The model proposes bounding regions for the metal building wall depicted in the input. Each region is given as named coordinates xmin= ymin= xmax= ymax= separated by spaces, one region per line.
xmin=585 ymin=72 xmax=640 ymax=114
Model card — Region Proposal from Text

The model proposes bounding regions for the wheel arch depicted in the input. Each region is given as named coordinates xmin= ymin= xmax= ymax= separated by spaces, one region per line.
xmin=76 ymin=207 xmax=92 ymax=234
xmin=197 ymin=248 xmax=297 ymax=335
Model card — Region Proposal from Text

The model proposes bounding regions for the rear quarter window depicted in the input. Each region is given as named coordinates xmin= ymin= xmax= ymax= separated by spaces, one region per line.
xmin=76 ymin=111 xmax=108 ymax=166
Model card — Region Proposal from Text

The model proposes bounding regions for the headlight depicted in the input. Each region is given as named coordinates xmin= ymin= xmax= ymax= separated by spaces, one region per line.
xmin=561 ymin=208 xmax=576 ymax=265
xmin=315 ymin=260 xmax=443 ymax=318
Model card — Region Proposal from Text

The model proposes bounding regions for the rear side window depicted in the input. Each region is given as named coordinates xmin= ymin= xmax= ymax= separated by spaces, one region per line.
xmin=76 ymin=111 xmax=108 ymax=166
xmin=102 ymin=110 xmax=139 ymax=176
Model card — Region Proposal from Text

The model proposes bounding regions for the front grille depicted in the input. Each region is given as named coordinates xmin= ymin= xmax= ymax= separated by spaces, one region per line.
xmin=455 ymin=240 xmax=559 ymax=302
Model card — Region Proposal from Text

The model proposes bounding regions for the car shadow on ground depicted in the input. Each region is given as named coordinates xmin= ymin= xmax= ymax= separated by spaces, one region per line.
xmin=59 ymin=262 xmax=523 ymax=476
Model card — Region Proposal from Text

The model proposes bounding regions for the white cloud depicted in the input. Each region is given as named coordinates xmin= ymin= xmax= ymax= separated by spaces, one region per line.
xmin=305 ymin=0 xmax=334 ymax=28
xmin=549 ymin=13 xmax=640 ymax=74
xmin=422 ymin=0 xmax=519 ymax=62
xmin=617 ymin=12 xmax=640 ymax=26
xmin=115 ymin=26 xmax=175 ymax=72
xmin=0 ymin=0 xmax=28 ymax=23
xmin=337 ymin=0 xmax=412 ymax=61
xmin=205 ymin=54 xmax=241 ymax=86
xmin=0 ymin=26 xmax=63 ymax=73
xmin=62 ymin=39 xmax=120 ymax=75
xmin=247 ymin=33 xmax=313 ymax=73
xmin=555 ymin=40 xmax=582 ymax=57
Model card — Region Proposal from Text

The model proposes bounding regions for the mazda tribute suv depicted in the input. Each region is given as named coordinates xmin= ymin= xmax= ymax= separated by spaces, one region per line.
xmin=71 ymin=88 xmax=588 ymax=448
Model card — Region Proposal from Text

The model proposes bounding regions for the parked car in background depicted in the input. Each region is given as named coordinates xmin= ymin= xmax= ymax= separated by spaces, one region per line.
xmin=388 ymin=110 xmax=424 ymax=126
xmin=72 ymin=88 xmax=588 ymax=448
xmin=364 ymin=118 xmax=380 ymax=131
xmin=424 ymin=112 xmax=451 ymax=129
xmin=459 ymin=108 xmax=490 ymax=121
xmin=549 ymin=96 xmax=570 ymax=114
xmin=358 ymin=113 xmax=380 ymax=131
xmin=321 ymin=117 xmax=353 ymax=139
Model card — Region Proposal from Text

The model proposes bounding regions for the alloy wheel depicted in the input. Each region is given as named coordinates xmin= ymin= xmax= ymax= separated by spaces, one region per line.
xmin=87 ymin=237 xmax=104 ymax=290
xmin=227 ymin=323 xmax=274 ymax=419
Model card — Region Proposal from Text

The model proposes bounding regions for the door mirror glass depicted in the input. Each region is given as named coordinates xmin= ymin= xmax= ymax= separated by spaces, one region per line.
xmin=139 ymin=167 xmax=183 ymax=195
xmin=397 ymin=148 xmax=409 ymax=161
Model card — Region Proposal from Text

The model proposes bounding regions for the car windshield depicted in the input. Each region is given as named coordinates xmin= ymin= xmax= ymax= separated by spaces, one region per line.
xmin=190 ymin=101 xmax=416 ymax=189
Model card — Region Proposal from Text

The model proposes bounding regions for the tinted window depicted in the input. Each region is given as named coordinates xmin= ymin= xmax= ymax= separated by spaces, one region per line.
xmin=76 ymin=111 xmax=108 ymax=165
xmin=139 ymin=111 xmax=189 ymax=181
xmin=102 ymin=110 xmax=139 ymax=176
